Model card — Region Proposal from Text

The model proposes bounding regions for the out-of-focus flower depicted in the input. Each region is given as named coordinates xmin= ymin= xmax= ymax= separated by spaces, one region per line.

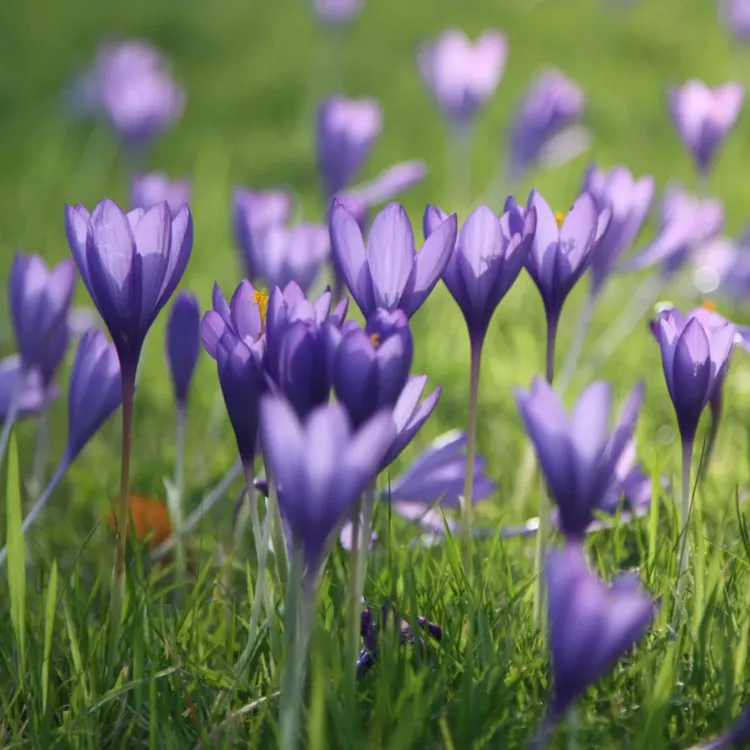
xmin=516 ymin=377 xmax=643 ymax=539
xmin=330 ymin=201 xmax=457 ymax=319
xmin=313 ymin=0 xmax=364 ymax=25
xmin=65 ymin=199 xmax=193 ymax=374
xmin=668 ymin=80 xmax=744 ymax=174
xmin=0 ymin=357 xmax=58 ymax=423
xmin=719 ymin=0 xmax=750 ymax=42
xmin=417 ymin=29 xmax=507 ymax=128
xmin=106 ymin=494 xmax=172 ymax=551
xmin=166 ymin=291 xmax=201 ymax=408
xmin=508 ymin=69 xmax=588 ymax=179
xmin=582 ymin=164 xmax=655 ymax=295
xmin=131 ymin=172 xmax=191 ymax=218
xmin=260 ymin=397 xmax=394 ymax=577
xmin=233 ymin=188 xmax=293 ymax=273
xmin=424 ymin=202 xmax=536 ymax=346
xmin=547 ymin=543 xmax=656 ymax=722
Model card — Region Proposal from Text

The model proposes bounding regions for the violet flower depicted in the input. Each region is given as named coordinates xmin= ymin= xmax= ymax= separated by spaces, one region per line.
xmin=0 ymin=357 xmax=59 ymax=423
xmin=719 ymin=0 xmax=750 ymax=42
xmin=689 ymin=700 xmax=750 ymax=749
xmin=233 ymin=188 xmax=293 ymax=274
xmin=668 ymin=80 xmax=744 ymax=176
xmin=544 ymin=543 xmax=655 ymax=729
xmin=131 ymin=172 xmax=191 ymax=218
xmin=166 ymin=291 xmax=201 ymax=409
xmin=417 ymin=29 xmax=507 ymax=128
xmin=313 ymin=0 xmax=364 ymax=25
xmin=330 ymin=201 xmax=457 ymax=319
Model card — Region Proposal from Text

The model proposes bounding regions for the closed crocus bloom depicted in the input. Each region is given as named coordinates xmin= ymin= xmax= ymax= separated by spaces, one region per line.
xmin=0 ymin=356 xmax=59 ymax=422
xmin=547 ymin=543 xmax=655 ymax=723
xmin=582 ymin=165 xmax=655 ymax=295
xmin=329 ymin=309 xmax=413 ymax=427
xmin=248 ymin=222 xmax=331 ymax=293
xmin=233 ymin=188 xmax=293 ymax=279
xmin=668 ymin=80 xmax=744 ymax=174
xmin=317 ymin=97 xmax=382 ymax=198
xmin=259 ymin=396 xmax=395 ymax=576
xmin=64 ymin=329 xmax=123 ymax=463
xmin=10 ymin=254 xmax=76 ymax=375
xmin=166 ymin=291 xmax=200 ymax=407
xmin=654 ymin=308 xmax=735 ymax=441
xmin=425 ymin=202 xmax=536 ymax=345
xmin=417 ymin=29 xmax=507 ymax=127
xmin=65 ymin=199 xmax=193 ymax=373
xmin=380 ymin=374 xmax=441 ymax=470
xmin=331 ymin=201 xmax=457 ymax=319
xmin=521 ymin=190 xmax=609 ymax=328
xmin=515 ymin=377 xmax=643 ymax=539
xmin=131 ymin=172 xmax=191 ymax=218
xmin=509 ymin=69 xmax=586 ymax=179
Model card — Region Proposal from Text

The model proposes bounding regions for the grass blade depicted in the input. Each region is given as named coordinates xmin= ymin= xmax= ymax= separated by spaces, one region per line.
xmin=6 ymin=430 xmax=26 ymax=689
xmin=42 ymin=559 xmax=58 ymax=713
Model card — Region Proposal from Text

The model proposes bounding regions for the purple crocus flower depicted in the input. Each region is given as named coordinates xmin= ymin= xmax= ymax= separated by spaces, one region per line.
xmin=720 ymin=0 xmax=750 ymax=42
xmin=546 ymin=543 xmax=655 ymax=724
xmin=417 ymin=29 xmax=507 ymax=128
xmin=692 ymin=701 xmax=750 ymax=749
xmin=329 ymin=309 xmax=413 ymax=427
xmin=582 ymin=164 xmax=655 ymax=295
xmin=381 ymin=374 xmax=441 ymax=470
xmin=259 ymin=396 xmax=395 ymax=578
xmin=515 ymin=377 xmax=643 ymax=539
xmin=313 ymin=0 xmax=364 ymax=25
xmin=622 ymin=182 xmax=724 ymax=274
xmin=424 ymin=202 xmax=536 ymax=347
xmin=10 ymin=254 xmax=76 ymax=377
xmin=201 ymin=281 xmax=266 ymax=360
xmin=166 ymin=291 xmax=201 ymax=407
xmin=509 ymin=69 xmax=587 ymax=180
xmin=0 ymin=357 xmax=59 ymax=423
xmin=330 ymin=201 xmax=457 ymax=319
xmin=65 ymin=199 xmax=193 ymax=374
xmin=653 ymin=308 xmax=735 ymax=442
xmin=668 ymin=80 xmax=744 ymax=175
xmin=131 ymin=172 xmax=191 ymax=218
xmin=317 ymin=97 xmax=382 ymax=199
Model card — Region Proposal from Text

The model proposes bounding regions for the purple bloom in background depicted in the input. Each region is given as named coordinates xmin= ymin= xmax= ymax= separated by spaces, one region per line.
xmin=385 ymin=430 xmax=496 ymax=533
xmin=424 ymin=202 xmax=536 ymax=346
xmin=131 ymin=172 xmax=191 ymax=218
xmin=582 ymin=164 xmax=655 ymax=295
xmin=417 ymin=29 xmax=507 ymax=128
xmin=694 ymin=700 xmax=750 ymax=748
xmin=10 ymin=254 xmax=76 ymax=377
xmin=720 ymin=0 xmax=750 ymax=42
xmin=317 ymin=97 xmax=382 ymax=199
xmin=668 ymin=80 xmax=744 ymax=174
xmin=652 ymin=307 xmax=735 ymax=441
xmin=622 ymin=182 xmax=724 ymax=273
xmin=330 ymin=201 xmax=457 ymax=319
xmin=547 ymin=543 xmax=655 ymax=722
xmin=0 ymin=357 xmax=59 ymax=423
xmin=260 ymin=397 xmax=395 ymax=577
xmin=64 ymin=329 xmax=123 ymax=463
xmin=516 ymin=191 xmax=609 ymax=327
xmin=245 ymin=222 xmax=331 ymax=293
xmin=65 ymin=199 xmax=194 ymax=373
xmin=380 ymin=374 xmax=441 ymax=470
xmin=201 ymin=281 xmax=266 ymax=360
xmin=329 ymin=308 xmax=413 ymax=427
xmin=515 ymin=377 xmax=643 ymax=539
xmin=313 ymin=0 xmax=364 ymax=25
xmin=166 ymin=291 xmax=201 ymax=407
xmin=509 ymin=69 xmax=588 ymax=180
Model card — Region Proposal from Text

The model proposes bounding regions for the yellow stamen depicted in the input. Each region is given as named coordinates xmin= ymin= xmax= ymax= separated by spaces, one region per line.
xmin=702 ymin=299 xmax=717 ymax=312
xmin=554 ymin=211 xmax=566 ymax=230
xmin=251 ymin=287 xmax=269 ymax=332
xmin=369 ymin=332 xmax=381 ymax=347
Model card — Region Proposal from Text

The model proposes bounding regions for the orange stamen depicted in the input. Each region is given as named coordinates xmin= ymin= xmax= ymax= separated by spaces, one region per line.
xmin=251 ymin=287 xmax=270 ymax=332
xmin=554 ymin=211 xmax=566 ymax=230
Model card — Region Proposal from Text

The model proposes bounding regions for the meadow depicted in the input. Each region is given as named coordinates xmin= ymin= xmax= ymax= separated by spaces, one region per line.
xmin=2 ymin=0 xmax=750 ymax=747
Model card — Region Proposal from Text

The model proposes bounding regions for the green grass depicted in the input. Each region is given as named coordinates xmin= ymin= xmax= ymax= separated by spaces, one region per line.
xmin=3 ymin=0 xmax=750 ymax=746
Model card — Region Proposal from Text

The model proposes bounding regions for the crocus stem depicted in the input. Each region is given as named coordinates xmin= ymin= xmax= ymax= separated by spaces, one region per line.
xmin=345 ymin=506 xmax=363 ymax=691
xmin=29 ymin=411 xmax=49 ymax=499
xmin=0 ymin=457 xmax=68 ymax=568
xmin=677 ymin=437 xmax=694 ymax=605
xmin=557 ymin=293 xmax=596 ymax=397
xmin=267 ymin=474 xmax=289 ymax=589
xmin=699 ymin=390 xmax=723 ymax=484
xmin=168 ymin=406 xmax=188 ymax=589
xmin=0 ymin=380 xmax=22 ymax=474
xmin=279 ymin=548 xmax=311 ymax=750
xmin=149 ymin=459 xmax=243 ymax=562
xmin=107 ymin=369 xmax=136 ymax=673
xmin=534 ymin=314 xmax=558 ymax=630
xmin=355 ymin=484 xmax=376 ymax=597
xmin=461 ymin=339 xmax=483 ymax=579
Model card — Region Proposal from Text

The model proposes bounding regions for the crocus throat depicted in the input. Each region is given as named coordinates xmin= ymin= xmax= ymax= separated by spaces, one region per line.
xmin=554 ymin=211 xmax=566 ymax=230
xmin=252 ymin=288 xmax=269 ymax=333
xmin=369 ymin=332 xmax=381 ymax=347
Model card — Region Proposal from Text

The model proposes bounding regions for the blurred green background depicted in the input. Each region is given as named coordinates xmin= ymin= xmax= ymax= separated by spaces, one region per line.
xmin=2 ymin=0 xmax=750 ymax=559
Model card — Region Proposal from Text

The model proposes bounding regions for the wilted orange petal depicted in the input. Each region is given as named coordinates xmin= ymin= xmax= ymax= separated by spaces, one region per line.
xmin=106 ymin=494 xmax=172 ymax=551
